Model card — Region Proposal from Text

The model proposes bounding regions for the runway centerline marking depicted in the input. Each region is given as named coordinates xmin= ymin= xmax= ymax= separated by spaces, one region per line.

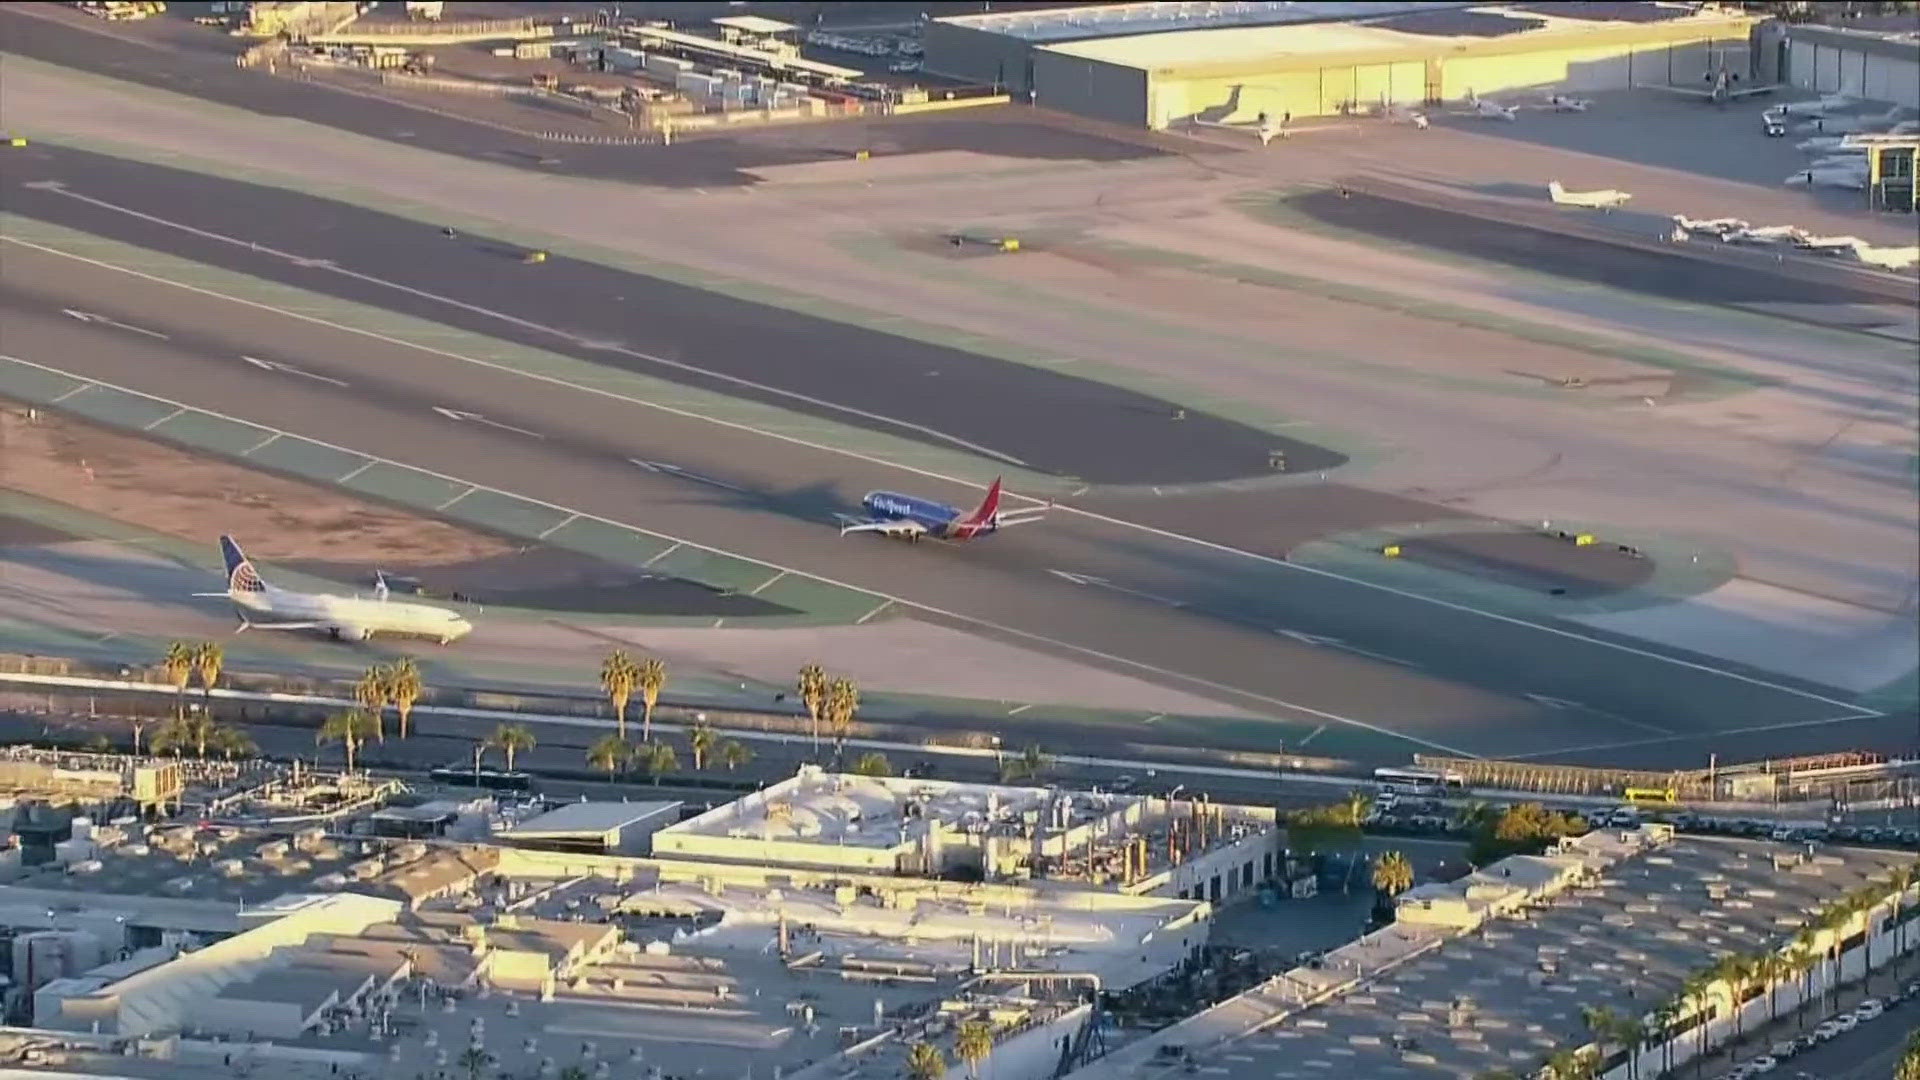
xmin=20 ymin=187 xmax=1028 ymax=468
xmin=0 ymin=351 xmax=1470 ymax=758
xmin=0 ymin=234 xmax=1858 ymax=716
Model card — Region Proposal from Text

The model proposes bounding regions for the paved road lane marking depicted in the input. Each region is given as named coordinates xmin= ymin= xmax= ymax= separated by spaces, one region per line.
xmin=0 ymin=233 xmax=1865 ymax=717
xmin=0 ymin=351 xmax=1468 ymax=757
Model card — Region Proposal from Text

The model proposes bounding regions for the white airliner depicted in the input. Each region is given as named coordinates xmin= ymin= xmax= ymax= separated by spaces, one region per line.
xmin=1548 ymin=181 xmax=1631 ymax=210
xmin=195 ymin=535 xmax=474 ymax=644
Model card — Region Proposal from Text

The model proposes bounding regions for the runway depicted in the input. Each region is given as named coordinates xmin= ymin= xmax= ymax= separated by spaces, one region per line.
xmin=0 ymin=6 xmax=1162 ymax=189
xmin=0 ymin=236 xmax=1885 ymax=767
xmin=0 ymin=144 xmax=1320 ymax=485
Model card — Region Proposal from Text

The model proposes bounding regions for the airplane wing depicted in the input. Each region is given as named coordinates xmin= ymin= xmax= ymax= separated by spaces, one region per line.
xmin=234 ymin=618 xmax=331 ymax=632
xmin=837 ymin=516 xmax=929 ymax=538
xmin=994 ymin=507 xmax=1052 ymax=527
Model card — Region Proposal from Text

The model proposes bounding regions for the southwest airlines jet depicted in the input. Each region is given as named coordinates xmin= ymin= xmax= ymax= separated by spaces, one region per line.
xmin=195 ymin=535 xmax=474 ymax=644
xmin=837 ymin=478 xmax=1050 ymax=543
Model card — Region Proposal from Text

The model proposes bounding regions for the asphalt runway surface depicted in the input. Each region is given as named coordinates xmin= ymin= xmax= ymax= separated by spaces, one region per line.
xmin=1 ymin=246 xmax=1887 ymax=768
xmin=0 ymin=6 xmax=1161 ymax=189
xmin=1286 ymin=189 xmax=1909 ymax=308
xmin=1399 ymin=532 xmax=1657 ymax=601
xmin=0 ymin=144 xmax=1326 ymax=486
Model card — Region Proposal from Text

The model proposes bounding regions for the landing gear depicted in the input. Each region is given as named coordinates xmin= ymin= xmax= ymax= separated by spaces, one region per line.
xmin=328 ymin=627 xmax=342 ymax=640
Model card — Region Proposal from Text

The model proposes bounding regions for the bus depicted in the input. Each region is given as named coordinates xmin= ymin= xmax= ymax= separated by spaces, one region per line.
xmin=1624 ymin=787 xmax=1678 ymax=806
xmin=429 ymin=765 xmax=536 ymax=794
xmin=1374 ymin=767 xmax=1467 ymax=796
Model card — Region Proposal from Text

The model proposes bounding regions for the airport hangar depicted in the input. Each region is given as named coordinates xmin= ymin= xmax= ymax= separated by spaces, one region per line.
xmin=923 ymin=0 xmax=1764 ymax=131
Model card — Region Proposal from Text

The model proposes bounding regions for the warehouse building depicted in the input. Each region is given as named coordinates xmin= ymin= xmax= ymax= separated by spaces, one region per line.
xmin=1779 ymin=20 xmax=1920 ymax=109
xmin=926 ymin=1 xmax=1763 ymax=130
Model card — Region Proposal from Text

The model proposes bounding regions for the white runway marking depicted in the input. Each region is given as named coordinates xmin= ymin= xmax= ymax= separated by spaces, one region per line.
xmin=0 ymin=233 xmax=1860 ymax=717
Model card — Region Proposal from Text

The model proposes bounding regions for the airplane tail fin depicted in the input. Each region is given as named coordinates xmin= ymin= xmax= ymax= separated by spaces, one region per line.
xmin=962 ymin=478 xmax=1005 ymax=527
xmin=220 ymin=534 xmax=267 ymax=594
xmin=1548 ymin=180 xmax=1566 ymax=200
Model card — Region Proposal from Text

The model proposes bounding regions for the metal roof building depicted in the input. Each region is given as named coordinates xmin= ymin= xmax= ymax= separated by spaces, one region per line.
xmin=924 ymin=1 xmax=1763 ymax=129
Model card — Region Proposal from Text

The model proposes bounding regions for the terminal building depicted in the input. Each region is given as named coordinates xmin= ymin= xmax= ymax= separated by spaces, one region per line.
xmin=924 ymin=0 xmax=1764 ymax=129
xmin=653 ymin=765 xmax=1283 ymax=903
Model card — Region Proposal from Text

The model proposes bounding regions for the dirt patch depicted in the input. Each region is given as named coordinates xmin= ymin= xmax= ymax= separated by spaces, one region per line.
xmin=0 ymin=402 xmax=513 ymax=565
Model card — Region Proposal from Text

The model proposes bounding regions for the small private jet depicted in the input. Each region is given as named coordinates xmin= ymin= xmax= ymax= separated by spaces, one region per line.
xmin=1852 ymin=245 xmax=1920 ymax=272
xmin=195 ymin=535 xmax=474 ymax=643
xmin=1547 ymin=180 xmax=1632 ymax=210
xmin=1654 ymin=68 xmax=1781 ymax=106
xmin=1541 ymin=94 xmax=1593 ymax=113
xmin=1456 ymin=90 xmax=1517 ymax=121
xmin=1366 ymin=97 xmax=1430 ymax=128
xmin=836 ymin=478 xmax=1050 ymax=543
xmin=1671 ymin=215 xmax=1752 ymax=240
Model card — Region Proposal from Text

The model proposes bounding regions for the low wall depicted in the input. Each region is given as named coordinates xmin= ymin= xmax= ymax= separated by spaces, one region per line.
xmin=887 ymin=94 xmax=1011 ymax=115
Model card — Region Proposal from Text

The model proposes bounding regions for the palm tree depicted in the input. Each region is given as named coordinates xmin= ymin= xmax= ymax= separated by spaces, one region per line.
xmin=1370 ymin=851 xmax=1414 ymax=898
xmin=192 ymin=640 xmax=224 ymax=715
xmin=719 ymin=738 xmax=751 ymax=771
xmin=1343 ymin=790 xmax=1372 ymax=826
xmin=956 ymin=1019 xmax=994 ymax=1079
xmin=387 ymin=657 xmax=424 ymax=739
xmin=1887 ymin=861 xmax=1918 ymax=981
xmin=490 ymin=723 xmax=535 ymax=771
xmin=824 ymin=677 xmax=859 ymax=747
xmin=1612 ymin=1013 xmax=1647 ymax=1080
xmin=210 ymin=725 xmax=257 ymax=761
xmin=1786 ymin=931 xmax=1820 ymax=1028
xmin=455 ymin=1045 xmax=492 ymax=1080
xmin=1897 ymin=1025 xmax=1920 ymax=1080
xmin=640 ymin=740 xmax=677 ymax=784
xmin=159 ymin=640 xmax=195 ymax=750
xmin=354 ymin=664 xmax=391 ymax=743
xmin=688 ymin=720 xmax=716 ymax=771
xmin=1001 ymin=744 xmax=1050 ymax=783
xmin=318 ymin=709 xmax=379 ymax=772
xmin=798 ymin=663 xmax=828 ymax=749
xmin=1542 ymin=1048 xmax=1593 ymax=1080
xmin=601 ymin=650 xmax=638 ymax=739
xmin=1709 ymin=953 xmax=1754 ymax=1043
xmin=852 ymin=752 xmax=892 ymax=777
xmin=1580 ymin=1005 xmax=1618 ymax=1078
xmin=636 ymin=656 xmax=666 ymax=742
xmin=587 ymin=733 xmax=630 ymax=778
xmin=1648 ymin=997 xmax=1680 ymax=1077
xmin=150 ymin=714 xmax=205 ymax=758
xmin=1678 ymin=971 xmax=1714 ymax=1066
xmin=905 ymin=1041 xmax=946 ymax=1080
xmin=1852 ymin=884 xmax=1883 ymax=989
xmin=1753 ymin=951 xmax=1788 ymax=1027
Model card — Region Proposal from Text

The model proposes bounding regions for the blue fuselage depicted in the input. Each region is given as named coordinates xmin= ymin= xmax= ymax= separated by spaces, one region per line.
xmin=864 ymin=491 xmax=972 ymax=537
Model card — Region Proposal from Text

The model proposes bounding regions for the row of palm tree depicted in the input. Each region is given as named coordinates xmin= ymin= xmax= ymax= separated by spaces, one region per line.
xmin=797 ymin=662 xmax=862 ymax=753
xmin=1490 ymin=857 xmax=1920 ymax=1080
xmin=599 ymin=649 xmax=667 ymax=741
xmin=902 ymin=1018 xmax=996 ymax=1080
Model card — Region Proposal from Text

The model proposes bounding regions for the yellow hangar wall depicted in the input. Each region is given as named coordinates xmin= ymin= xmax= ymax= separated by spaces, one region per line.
xmin=1142 ymin=16 xmax=1760 ymax=129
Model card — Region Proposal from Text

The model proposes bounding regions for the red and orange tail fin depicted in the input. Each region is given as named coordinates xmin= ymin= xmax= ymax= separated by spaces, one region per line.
xmin=964 ymin=478 xmax=1004 ymax=526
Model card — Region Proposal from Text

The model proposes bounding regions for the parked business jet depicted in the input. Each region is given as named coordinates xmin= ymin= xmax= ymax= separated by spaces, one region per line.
xmin=1547 ymin=181 xmax=1631 ymax=210
xmin=1189 ymin=109 xmax=1286 ymax=145
xmin=1672 ymin=215 xmax=1752 ymax=240
xmin=1655 ymin=68 xmax=1780 ymax=105
xmin=1457 ymin=91 xmax=1517 ymax=121
xmin=1542 ymin=94 xmax=1593 ymax=112
xmin=195 ymin=535 xmax=474 ymax=643
xmin=836 ymin=478 xmax=1050 ymax=543
xmin=1852 ymin=245 xmax=1920 ymax=272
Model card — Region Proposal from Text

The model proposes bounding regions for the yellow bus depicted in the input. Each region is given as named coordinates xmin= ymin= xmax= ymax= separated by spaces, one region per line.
xmin=1624 ymin=787 xmax=1677 ymax=806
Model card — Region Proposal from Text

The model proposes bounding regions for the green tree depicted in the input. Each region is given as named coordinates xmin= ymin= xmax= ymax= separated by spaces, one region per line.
xmin=1286 ymin=800 xmax=1367 ymax=852
xmin=601 ymin=649 xmax=638 ymax=739
xmin=152 ymin=711 xmax=216 ymax=759
xmin=824 ymin=677 xmax=860 ymax=746
xmin=318 ymin=709 xmax=379 ymax=772
xmin=1896 ymin=1025 xmax=1920 ymax=1080
xmin=719 ymin=738 xmax=752 ymax=772
xmin=688 ymin=720 xmax=716 ymax=771
xmin=636 ymin=656 xmax=667 ymax=742
xmin=852 ymin=752 xmax=892 ymax=777
xmin=1579 ymin=1005 xmax=1619 ymax=1078
xmin=1468 ymin=802 xmax=1585 ymax=865
xmin=1709 ymin=953 xmax=1755 ymax=1042
xmin=587 ymin=733 xmax=630 ymax=778
xmin=956 ymin=1019 xmax=994 ymax=1079
xmin=159 ymin=640 xmax=195 ymax=751
xmin=455 ymin=1045 xmax=492 ymax=1080
xmin=641 ymin=740 xmax=678 ymax=784
xmin=1647 ymin=996 xmax=1682 ymax=1076
xmin=210 ymin=725 xmax=258 ymax=761
xmin=1001 ymin=744 xmax=1050 ymax=784
xmin=798 ymin=663 xmax=828 ymax=749
xmin=1370 ymin=850 xmax=1415 ymax=898
xmin=489 ymin=723 xmax=535 ymax=771
xmin=192 ymin=640 xmax=224 ymax=715
xmin=905 ymin=1041 xmax=947 ymax=1080
xmin=354 ymin=663 xmax=391 ymax=743
xmin=387 ymin=657 xmax=424 ymax=739
xmin=1542 ymin=1048 xmax=1594 ymax=1080
xmin=1611 ymin=1013 xmax=1647 ymax=1080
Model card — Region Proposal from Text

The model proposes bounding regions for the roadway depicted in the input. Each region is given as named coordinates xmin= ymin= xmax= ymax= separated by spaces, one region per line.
xmin=0 ymin=236 xmax=1886 ymax=768
xmin=0 ymin=4 xmax=1161 ymax=188
xmin=0 ymin=144 xmax=1320 ymax=486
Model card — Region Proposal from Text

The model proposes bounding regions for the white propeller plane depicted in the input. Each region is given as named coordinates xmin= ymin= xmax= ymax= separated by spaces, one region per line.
xmin=1457 ymin=90 xmax=1517 ymax=121
xmin=1547 ymin=180 xmax=1631 ymax=210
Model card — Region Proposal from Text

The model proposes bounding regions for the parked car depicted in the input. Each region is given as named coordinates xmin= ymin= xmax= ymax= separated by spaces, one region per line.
xmin=1853 ymin=998 xmax=1883 ymax=1020
xmin=1813 ymin=1020 xmax=1842 ymax=1040
xmin=1769 ymin=1040 xmax=1797 ymax=1059
xmin=1833 ymin=1012 xmax=1859 ymax=1031
xmin=1747 ymin=1054 xmax=1778 ymax=1073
